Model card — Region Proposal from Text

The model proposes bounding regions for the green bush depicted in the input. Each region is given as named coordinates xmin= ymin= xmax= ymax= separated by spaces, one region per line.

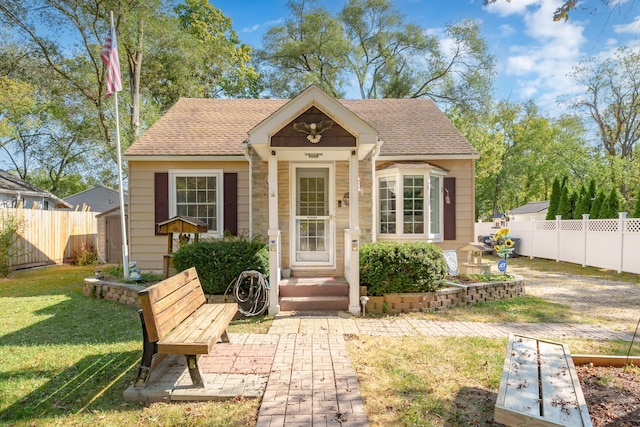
xmin=360 ymin=241 xmax=447 ymax=296
xmin=172 ymin=236 xmax=269 ymax=294
xmin=0 ymin=214 xmax=23 ymax=277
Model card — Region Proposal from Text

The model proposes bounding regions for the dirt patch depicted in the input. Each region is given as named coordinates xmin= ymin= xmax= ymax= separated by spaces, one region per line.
xmin=577 ymin=364 xmax=640 ymax=426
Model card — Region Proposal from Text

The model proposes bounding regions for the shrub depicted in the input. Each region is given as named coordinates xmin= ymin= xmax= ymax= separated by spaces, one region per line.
xmin=360 ymin=241 xmax=447 ymax=296
xmin=72 ymin=244 xmax=98 ymax=266
xmin=0 ymin=213 xmax=24 ymax=277
xmin=172 ymin=235 xmax=269 ymax=294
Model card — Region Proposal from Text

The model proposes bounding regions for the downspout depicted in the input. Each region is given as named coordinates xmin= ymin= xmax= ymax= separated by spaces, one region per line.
xmin=371 ymin=139 xmax=382 ymax=242
xmin=243 ymin=140 xmax=253 ymax=238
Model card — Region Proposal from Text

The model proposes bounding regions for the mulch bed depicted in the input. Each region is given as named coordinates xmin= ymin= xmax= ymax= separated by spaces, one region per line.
xmin=576 ymin=364 xmax=640 ymax=427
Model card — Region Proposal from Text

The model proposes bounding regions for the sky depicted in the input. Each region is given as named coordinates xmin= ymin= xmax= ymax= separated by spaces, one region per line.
xmin=211 ymin=0 xmax=640 ymax=116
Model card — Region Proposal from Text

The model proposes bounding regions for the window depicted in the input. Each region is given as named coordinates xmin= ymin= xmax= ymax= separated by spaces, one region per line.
xmin=378 ymin=168 xmax=444 ymax=239
xmin=169 ymin=170 xmax=222 ymax=234
xmin=379 ymin=176 xmax=396 ymax=234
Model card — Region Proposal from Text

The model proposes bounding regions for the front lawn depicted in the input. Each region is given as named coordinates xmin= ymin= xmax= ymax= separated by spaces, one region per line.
xmin=0 ymin=265 xmax=259 ymax=426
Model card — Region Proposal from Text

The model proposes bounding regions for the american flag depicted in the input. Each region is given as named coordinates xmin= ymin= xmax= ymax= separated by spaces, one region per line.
xmin=101 ymin=22 xmax=122 ymax=97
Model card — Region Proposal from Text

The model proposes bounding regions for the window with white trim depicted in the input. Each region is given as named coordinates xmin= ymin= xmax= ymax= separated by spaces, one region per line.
xmin=377 ymin=167 xmax=444 ymax=239
xmin=169 ymin=170 xmax=223 ymax=234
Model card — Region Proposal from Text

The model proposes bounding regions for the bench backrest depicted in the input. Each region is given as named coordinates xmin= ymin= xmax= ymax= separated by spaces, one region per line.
xmin=139 ymin=267 xmax=206 ymax=342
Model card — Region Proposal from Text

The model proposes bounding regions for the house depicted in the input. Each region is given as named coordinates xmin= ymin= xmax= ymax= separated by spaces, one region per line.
xmin=64 ymin=185 xmax=128 ymax=212
xmin=508 ymin=201 xmax=549 ymax=222
xmin=124 ymin=85 xmax=478 ymax=315
xmin=0 ymin=170 xmax=70 ymax=209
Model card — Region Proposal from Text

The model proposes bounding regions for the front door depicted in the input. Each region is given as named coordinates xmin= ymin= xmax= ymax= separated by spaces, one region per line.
xmin=292 ymin=165 xmax=333 ymax=266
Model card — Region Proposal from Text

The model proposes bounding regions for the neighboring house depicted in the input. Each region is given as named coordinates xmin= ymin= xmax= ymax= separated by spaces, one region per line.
xmin=124 ymin=85 xmax=479 ymax=315
xmin=64 ymin=185 xmax=128 ymax=212
xmin=64 ymin=186 xmax=130 ymax=264
xmin=0 ymin=170 xmax=70 ymax=210
xmin=508 ymin=201 xmax=550 ymax=222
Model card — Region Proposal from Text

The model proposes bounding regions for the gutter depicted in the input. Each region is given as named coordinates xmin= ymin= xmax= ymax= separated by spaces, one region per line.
xmin=371 ymin=139 xmax=382 ymax=242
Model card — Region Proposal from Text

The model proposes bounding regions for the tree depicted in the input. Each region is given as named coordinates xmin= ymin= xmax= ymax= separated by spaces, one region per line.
xmin=0 ymin=0 xmax=260 ymax=190
xmin=590 ymin=190 xmax=605 ymax=219
xmin=574 ymin=185 xmax=589 ymax=219
xmin=258 ymin=0 xmax=495 ymax=112
xmin=633 ymin=190 xmax=640 ymax=218
xmin=546 ymin=177 xmax=561 ymax=220
xmin=601 ymin=188 xmax=621 ymax=219
xmin=557 ymin=184 xmax=571 ymax=219
xmin=569 ymin=47 xmax=640 ymax=202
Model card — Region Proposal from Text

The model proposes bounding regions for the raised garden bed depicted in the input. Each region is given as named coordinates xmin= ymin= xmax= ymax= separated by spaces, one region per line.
xmin=365 ymin=275 xmax=524 ymax=314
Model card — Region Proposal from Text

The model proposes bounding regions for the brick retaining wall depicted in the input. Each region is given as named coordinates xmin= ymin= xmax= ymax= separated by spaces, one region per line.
xmin=84 ymin=276 xmax=525 ymax=314
xmin=366 ymin=276 xmax=525 ymax=314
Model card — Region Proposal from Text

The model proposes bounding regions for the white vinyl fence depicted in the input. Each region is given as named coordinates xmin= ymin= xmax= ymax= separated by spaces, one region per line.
xmin=475 ymin=213 xmax=640 ymax=274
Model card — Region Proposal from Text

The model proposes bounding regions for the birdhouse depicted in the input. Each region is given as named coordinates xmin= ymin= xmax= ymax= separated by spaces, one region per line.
xmin=157 ymin=216 xmax=208 ymax=278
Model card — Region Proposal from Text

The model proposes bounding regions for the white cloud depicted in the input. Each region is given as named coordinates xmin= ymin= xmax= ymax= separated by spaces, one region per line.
xmin=241 ymin=18 xmax=284 ymax=33
xmin=485 ymin=0 xmax=541 ymax=17
xmin=614 ymin=15 xmax=640 ymax=34
xmin=241 ymin=24 xmax=260 ymax=33
xmin=498 ymin=0 xmax=587 ymax=112
xmin=500 ymin=24 xmax=516 ymax=37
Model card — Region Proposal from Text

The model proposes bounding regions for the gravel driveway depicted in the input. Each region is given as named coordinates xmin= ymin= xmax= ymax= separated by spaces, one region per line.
xmin=506 ymin=265 xmax=640 ymax=332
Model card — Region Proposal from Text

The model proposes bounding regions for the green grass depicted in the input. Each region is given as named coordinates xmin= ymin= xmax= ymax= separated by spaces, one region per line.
xmin=0 ymin=265 xmax=259 ymax=426
xmin=406 ymin=295 xmax=580 ymax=323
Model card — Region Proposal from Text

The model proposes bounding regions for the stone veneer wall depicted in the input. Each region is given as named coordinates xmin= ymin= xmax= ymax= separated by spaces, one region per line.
xmin=84 ymin=278 xmax=232 ymax=307
xmin=84 ymin=278 xmax=144 ymax=308
xmin=365 ymin=276 xmax=525 ymax=314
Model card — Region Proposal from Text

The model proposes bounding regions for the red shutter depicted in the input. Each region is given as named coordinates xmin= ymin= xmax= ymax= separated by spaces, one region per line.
xmin=443 ymin=177 xmax=456 ymax=240
xmin=224 ymin=173 xmax=238 ymax=236
xmin=154 ymin=172 xmax=169 ymax=235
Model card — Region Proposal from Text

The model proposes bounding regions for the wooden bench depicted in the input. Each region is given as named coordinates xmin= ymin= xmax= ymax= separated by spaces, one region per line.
xmin=495 ymin=334 xmax=593 ymax=427
xmin=133 ymin=267 xmax=237 ymax=389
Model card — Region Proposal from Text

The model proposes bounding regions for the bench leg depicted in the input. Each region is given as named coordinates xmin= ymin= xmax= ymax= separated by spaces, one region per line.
xmin=186 ymin=355 xmax=206 ymax=388
xmin=134 ymin=309 xmax=158 ymax=389
xmin=220 ymin=329 xmax=230 ymax=343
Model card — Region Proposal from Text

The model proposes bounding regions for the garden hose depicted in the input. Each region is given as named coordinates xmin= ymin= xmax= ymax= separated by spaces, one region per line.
xmin=225 ymin=270 xmax=269 ymax=317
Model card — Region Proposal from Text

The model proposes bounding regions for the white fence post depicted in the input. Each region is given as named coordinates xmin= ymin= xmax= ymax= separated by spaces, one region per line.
xmin=582 ymin=214 xmax=589 ymax=267
xmin=555 ymin=215 xmax=561 ymax=262
xmin=530 ymin=216 xmax=535 ymax=260
xmin=618 ymin=212 xmax=626 ymax=274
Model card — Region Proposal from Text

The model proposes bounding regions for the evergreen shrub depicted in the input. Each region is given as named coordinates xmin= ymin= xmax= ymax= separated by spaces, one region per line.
xmin=172 ymin=236 xmax=269 ymax=294
xmin=360 ymin=241 xmax=447 ymax=296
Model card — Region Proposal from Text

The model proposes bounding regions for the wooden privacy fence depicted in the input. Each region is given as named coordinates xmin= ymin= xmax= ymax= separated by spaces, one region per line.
xmin=475 ymin=213 xmax=640 ymax=274
xmin=0 ymin=208 xmax=97 ymax=268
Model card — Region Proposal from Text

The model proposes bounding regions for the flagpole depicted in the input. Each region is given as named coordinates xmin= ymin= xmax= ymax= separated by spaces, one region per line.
xmin=110 ymin=11 xmax=130 ymax=279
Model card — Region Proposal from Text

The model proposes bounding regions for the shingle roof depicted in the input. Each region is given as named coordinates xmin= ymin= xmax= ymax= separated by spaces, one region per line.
xmin=64 ymin=185 xmax=128 ymax=212
xmin=509 ymin=201 xmax=550 ymax=215
xmin=125 ymin=97 xmax=477 ymax=158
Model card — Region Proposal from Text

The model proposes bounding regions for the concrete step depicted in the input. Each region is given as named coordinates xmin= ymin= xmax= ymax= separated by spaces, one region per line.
xmin=279 ymin=277 xmax=349 ymax=298
xmin=279 ymin=296 xmax=349 ymax=311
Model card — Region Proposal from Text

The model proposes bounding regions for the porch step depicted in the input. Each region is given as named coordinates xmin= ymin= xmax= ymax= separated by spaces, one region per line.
xmin=279 ymin=296 xmax=349 ymax=311
xmin=279 ymin=277 xmax=349 ymax=311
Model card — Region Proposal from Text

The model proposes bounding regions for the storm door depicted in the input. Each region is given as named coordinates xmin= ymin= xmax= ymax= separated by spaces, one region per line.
xmin=293 ymin=166 xmax=333 ymax=265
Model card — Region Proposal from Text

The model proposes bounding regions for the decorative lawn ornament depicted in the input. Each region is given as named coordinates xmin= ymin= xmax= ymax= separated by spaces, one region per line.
xmin=493 ymin=228 xmax=515 ymax=274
